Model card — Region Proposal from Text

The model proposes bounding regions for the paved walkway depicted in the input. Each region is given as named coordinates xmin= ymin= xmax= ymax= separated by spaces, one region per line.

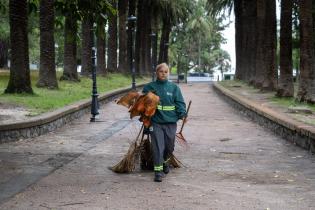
xmin=0 ymin=83 xmax=315 ymax=210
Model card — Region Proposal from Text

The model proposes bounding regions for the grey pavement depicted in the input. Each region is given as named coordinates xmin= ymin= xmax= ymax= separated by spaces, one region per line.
xmin=0 ymin=83 xmax=315 ymax=210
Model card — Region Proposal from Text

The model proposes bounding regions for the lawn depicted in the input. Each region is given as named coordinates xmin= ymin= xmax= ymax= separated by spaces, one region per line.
xmin=0 ymin=70 xmax=148 ymax=115
xmin=219 ymin=80 xmax=315 ymax=126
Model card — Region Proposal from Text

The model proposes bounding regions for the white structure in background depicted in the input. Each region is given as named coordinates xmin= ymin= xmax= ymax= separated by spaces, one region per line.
xmin=213 ymin=67 xmax=235 ymax=81
xmin=187 ymin=72 xmax=212 ymax=83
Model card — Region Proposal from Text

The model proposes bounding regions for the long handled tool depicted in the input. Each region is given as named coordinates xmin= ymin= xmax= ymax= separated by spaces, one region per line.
xmin=176 ymin=100 xmax=192 ymax=146
xmin=111 ymin=125 xmax=144 ymax=173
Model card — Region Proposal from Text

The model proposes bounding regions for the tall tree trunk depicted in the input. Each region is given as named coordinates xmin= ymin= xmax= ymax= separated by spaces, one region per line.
xmin=97 ymin=19 xmax=106 ymax=75
xmin=234 ymin=0 xmax=243 ymax=80
xmin=246 ymin=0 xmax=257 ymax=84
xmin=118 ymin=0 xmax=128 ymax=73
xmin=151 ymin=11 xmax=159 ymax=72
xmin=5 ymin=0 xmax=33 ymax=93
xmin=135 ymin=0 xmax=144 ymax=75
xmin=60 ymin=12 xmax=79 ymax=82
xmin=0 ymin=39 xmax=8 ymax=68
xmin=277 ymin=0 xmax=294 ymax=97
xmin=255 ymin=0 xmax=272 ymax=89
xmin=158 ymin=18 xmax=171 ymax=64
xmin=139 ymin=0 xmax=148 ymax=75
xmin=127 ymin=0 xmax=136 ymax=74
xmin=255 ymin=0 xmax=265 ymax=88
xmin=297 ymin=0 xmax=315 ymax=102
xmin=107 ymin=0 xmax=118 ymax=73
xmin=37 ymin=0 xmax=58 ymax=89
xmin=81 ymin=15 xmax=93 ymax=76
xmin=261 ymin=0 xmax=277 ymax=90
xmin=144 ymin=4 xmax=152 ymax=75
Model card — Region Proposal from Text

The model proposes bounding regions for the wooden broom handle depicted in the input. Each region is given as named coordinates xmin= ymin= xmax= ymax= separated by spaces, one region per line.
xmin=179 ymin=100 xmax=192 ymax=133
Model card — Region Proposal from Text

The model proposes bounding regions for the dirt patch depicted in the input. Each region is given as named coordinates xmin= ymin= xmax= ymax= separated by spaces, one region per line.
xmin=0 ymin=103 xmax=31 ymax=124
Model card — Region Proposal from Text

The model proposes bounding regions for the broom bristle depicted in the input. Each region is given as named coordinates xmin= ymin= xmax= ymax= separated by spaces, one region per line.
xmin=111 ymin=125 xmax=184 ymax=173
xmin=169 ymin=154 xmax=184 ymax=168
xmin=111 ymin=142 xmax=140 ymax=173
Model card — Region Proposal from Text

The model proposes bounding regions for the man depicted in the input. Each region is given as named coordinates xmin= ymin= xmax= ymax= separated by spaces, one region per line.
xmin=142 ymin=63 xmax=186 ymax=182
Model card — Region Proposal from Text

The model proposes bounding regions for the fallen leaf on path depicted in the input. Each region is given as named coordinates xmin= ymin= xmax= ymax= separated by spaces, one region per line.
xmin=219 ymin=138 xmax=232 ymax=142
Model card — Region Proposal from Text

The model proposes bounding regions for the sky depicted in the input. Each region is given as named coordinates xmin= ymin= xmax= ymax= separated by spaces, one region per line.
xmin=220 ymin=1 xmax=280 ymax=72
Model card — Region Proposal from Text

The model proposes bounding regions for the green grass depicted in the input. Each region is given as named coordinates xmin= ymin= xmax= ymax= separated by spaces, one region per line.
xmin=0 ymin=71 xmax=148 ymax=115
xmin=219 ymin=80 xmax=315 ymax=118
xmin=219 ymin=80 xmax=257 ymax=92
xmin=271 ymin=97 xmax=315 ymax=112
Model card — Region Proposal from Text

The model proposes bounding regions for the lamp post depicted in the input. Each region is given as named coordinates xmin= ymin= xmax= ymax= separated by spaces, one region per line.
xmin=127 ymin=16 xmax=137 ymax=90
xmin=149 ymin=33 xmax=157 ymax=81
xmin=90 ymin=25 xmax=99 ymax=122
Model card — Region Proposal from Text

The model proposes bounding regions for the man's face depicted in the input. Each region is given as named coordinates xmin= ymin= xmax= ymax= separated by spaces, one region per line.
xmin=156 ymin=67 xmax=169 ymax=81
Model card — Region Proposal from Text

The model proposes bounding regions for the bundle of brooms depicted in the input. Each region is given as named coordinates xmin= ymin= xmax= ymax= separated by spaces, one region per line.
xmin=111 ymin=125 xmax=183 ymax=173
xmin=111 ymin=91 xmax=184 ymax=173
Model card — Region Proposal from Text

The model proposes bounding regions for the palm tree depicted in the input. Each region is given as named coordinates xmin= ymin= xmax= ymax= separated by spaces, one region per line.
xmin=157 ymin=0 xmax=191 ymax=64
xmin=107 ymin=0 xmax=117 ymax=72
xmin=58 ymin=1 xmax=80 ymax=82
xmin=255 ymin=0 xmax=277 ymax=90
xmin=118 ymin=0 xmax=128 ymax=73
xmin=127 ymin=0 xmax=136 ymax=73
xmin=135 ymin=0 xmax=145 ymax=75
xmin=208 ymin=0 xmax=277 ymax=89
xmin=60 ymin=11 xmax=80 ymax=81
xmin=37 ymin=0 xmax=58 ymax=89
xmin=296 ymin=0 xmax=315 ymax=102
xmin=80 ymin=15 xmax=93 ymax=76
xmin=262 ymin=0 xmax=277 ymax=90
xmin=5 ymin=0 xmax=33 ymax=93
xmin=277 ymin=0 xmax=294 ymax=97
xmin=97 ymin=18 xmax=107 ymax=75
xmin=187 ymin=0 xmax=212 ymax=70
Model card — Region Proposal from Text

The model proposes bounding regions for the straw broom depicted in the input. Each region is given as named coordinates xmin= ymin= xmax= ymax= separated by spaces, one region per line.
xmin=111 ymin=125 xmax=144 ymax=173
xmin=111 ymin=125 xmax=183 ymax=173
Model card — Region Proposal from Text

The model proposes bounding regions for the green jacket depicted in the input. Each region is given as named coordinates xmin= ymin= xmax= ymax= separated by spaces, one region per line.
xmin=143 ymin=79 xmax=186 ymax=124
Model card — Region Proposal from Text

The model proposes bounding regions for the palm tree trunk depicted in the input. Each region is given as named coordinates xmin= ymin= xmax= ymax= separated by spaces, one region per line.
xmin=81 ymin=15 xmax=93 ymax=76
xmin=37 ymin=0 xmax=58 ymax=89
xmin=234 ymin=0 xmax=243 ymax=80
xmin=135 ymin=0 xmax=145 ymax=75
xmin=158 ymin=18 xmax=171 ymax=64
xmin=5 ymin=0 xmax=33 ymax=93
xmin=261 ymin=0 xmax=277 ymax=91
xmin=0 ymin=39 xmax=8 ymax=68
xmin=255 ymin=0 xmax=267 ymax=88
xmin=60 ymin=12 xmax=79 ymax=82
xmin=253 ymin=0 xmax=277 ymax=89
xmin=246 ymin=0 xmax=257 ymax=84
xmin=97 ymin=19 xmax=106 ymax=75
xmin=277 ymin=0 xmax=294 ymax=97
xmin=151 ymin=12 xmax=159 ymax=71
xmin=297 ymin=0 xmax=315 ymax=102
xmin=127 ymin=0 xmax=136 ymax=74
xmin=107 ymin=0 xmax=118 ymax=73
xmin=144 ymin=5 xmax=152 ymax=75
xmin=118 ymin=0 xmax=128 ymax=73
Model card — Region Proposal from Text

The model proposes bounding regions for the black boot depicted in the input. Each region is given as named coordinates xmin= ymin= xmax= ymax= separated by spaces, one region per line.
xmin=163 ymin=163 xmax=170 ymax=174
xmin=154 ymin=172 xmax=162 ymax=182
